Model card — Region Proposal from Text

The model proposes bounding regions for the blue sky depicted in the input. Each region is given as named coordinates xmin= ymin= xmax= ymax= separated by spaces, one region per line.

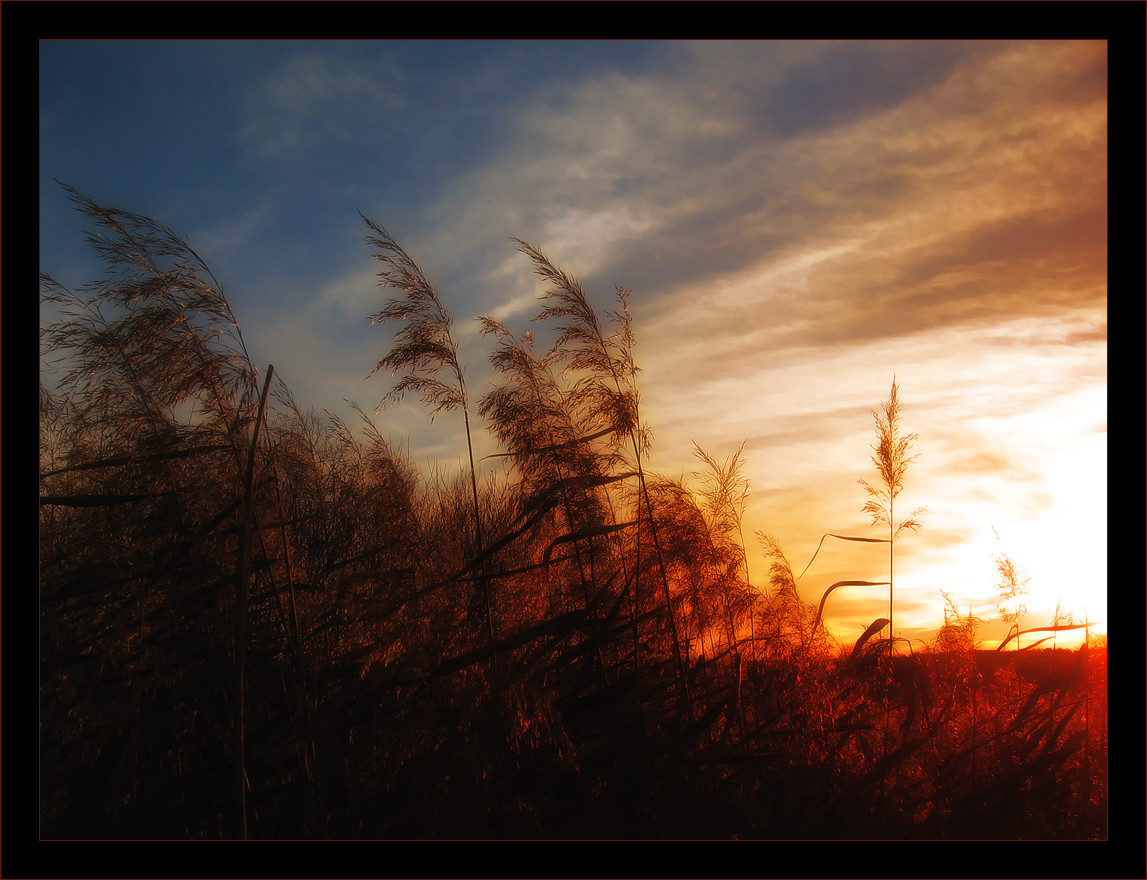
xmin=40 ymin=38 xmax=1109 ymax=648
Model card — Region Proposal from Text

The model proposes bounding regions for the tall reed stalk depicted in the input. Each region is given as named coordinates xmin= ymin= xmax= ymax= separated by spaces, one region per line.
xmin=859 ymin=378 xmax=924 ymax=656
xmin=363 ymin=217 xmax=499 ymax=684
xmin=515 ymin=239 xmax=693 ymax=723
xmin=691 ymin=441 xmax=753 ymax=659
xmin=478 ymin=318 xmax=616 ymax=687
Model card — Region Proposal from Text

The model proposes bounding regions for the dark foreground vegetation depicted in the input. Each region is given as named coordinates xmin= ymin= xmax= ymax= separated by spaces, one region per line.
xmin=39 ymin=186 xmax=1108 ymax=840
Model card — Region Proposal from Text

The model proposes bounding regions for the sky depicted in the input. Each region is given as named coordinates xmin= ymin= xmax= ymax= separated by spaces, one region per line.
xmin=39 ymin=38 xmax=1110 ymax=651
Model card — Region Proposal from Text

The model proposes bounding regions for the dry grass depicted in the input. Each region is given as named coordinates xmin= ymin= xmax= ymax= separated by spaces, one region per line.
xmin=39 ymin=190 xmax=1107 ymax=842
xmin=859 ymin=377 xmax=925 ymax=650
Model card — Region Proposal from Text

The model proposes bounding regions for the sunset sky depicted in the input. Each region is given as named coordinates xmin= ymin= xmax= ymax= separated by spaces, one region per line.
xmin=40 ymin=38 xmax=1110 ymax=650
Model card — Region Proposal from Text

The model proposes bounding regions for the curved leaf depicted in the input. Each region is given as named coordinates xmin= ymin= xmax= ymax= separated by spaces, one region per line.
xmin=812 ymin=580 xmax=890 ymax=634
xmin=995 ymin=623 xmax=1093 ymax=652
xmin=542 ymin=520 xmax=637 ymax=567
xmin=799 ymin=533 xmax=889 ymax=580
xmin=850 ymin=617 xmax=891 ymax=659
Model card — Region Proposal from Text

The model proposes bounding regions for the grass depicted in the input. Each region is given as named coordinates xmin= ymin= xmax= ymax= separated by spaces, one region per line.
xmin=362 ymin=215 xmax=500 ymax=689
xmin=859 ymin=377 xmax=925 ymax=654
xmin=38 ymin=188 xmax=1108 ymax=842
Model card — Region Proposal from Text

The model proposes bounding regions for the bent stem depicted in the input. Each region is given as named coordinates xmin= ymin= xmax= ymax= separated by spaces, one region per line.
xmin=363 ymin=217 xmax=500 ymax=688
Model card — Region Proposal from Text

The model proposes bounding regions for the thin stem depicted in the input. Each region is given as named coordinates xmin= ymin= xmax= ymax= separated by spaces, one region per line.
xmin=889 ymin=496 xmax=894 ymax=656
xmin=234 ymin=363 xmax=274 ymax=840
xmin=461 ymin=395 xmax=500 ymax=685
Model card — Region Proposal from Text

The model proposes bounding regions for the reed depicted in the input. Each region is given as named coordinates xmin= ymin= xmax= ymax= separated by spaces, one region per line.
xmin=755 ymin=532 xmax=832 ymax=658
xmin=991 ymin=528 xmax=1030 ymax=650
xmin=362 ymin=216 xmax=500 ymax=685
xmin=691 ymin=441 xmax=755 ymax=658
xmin=514 ymin=238 xmax=693 ymax=724
xmin=233 ymin=363 xmax=274 ymax=839
xmin=478 ymin=318 xmax=624 ymax=694
xmin=39 ymin=189 xmax=1107 ymax=841
xmin=40 ymin=186 xmax=326 ymax=838
xmin=858 ymin=378 xmax=925 ymax=655
xmin=478 ymin=318 xmax=616 ymax=612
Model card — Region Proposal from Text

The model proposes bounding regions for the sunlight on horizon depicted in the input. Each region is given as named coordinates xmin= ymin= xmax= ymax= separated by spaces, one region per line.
xmin=645 ymin=301 xmax=1106 ymax=653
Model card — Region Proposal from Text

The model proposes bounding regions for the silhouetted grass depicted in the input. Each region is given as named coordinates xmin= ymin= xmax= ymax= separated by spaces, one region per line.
xmin=39 ymin=187 xmax=1107 ymax=841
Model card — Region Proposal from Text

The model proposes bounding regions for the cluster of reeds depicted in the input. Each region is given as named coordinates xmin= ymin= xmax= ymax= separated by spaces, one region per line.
xmin=38 ymin=186 xmax=1106 ymax=841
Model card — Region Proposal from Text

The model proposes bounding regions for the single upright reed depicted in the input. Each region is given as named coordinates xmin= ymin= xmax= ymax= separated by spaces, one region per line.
xmin=859 ymin=378 xmax=924 ymax=656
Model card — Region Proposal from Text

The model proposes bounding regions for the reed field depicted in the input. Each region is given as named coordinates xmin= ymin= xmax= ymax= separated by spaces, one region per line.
xmin=39 ymin=186 xmax=1108 ymax=842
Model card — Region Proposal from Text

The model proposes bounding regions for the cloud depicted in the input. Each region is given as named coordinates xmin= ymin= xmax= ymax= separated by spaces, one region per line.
xmin=190 ymin=198 xmax=278 ymax=268
xmin=239 ymin=53 xmax=404 ymax=161
xmin=616 ymin=41 xmax=1105 ymax=347
xmin=411 ymin=47 xmax=1107 ymax=472
xmin=351 ymin=40 xmax=1103 ymax=388
xmin=754 ymin=39 xmax=973 ymax=139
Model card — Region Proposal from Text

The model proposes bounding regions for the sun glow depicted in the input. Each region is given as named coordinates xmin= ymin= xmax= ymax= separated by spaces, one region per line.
xmin=646 ymin=313 xmax=1107 ymax=655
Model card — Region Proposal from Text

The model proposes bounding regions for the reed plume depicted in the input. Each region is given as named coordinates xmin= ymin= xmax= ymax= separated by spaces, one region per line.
xmin=691 ymin=441 xmax=755 ymax=657
xmin=755 ymin=532 xmax=831 ymax=658
xmin=478 ymin=318 xmax=620 ymax=618
xmin=991 ymin=527 xmax=1030 ymax=650
xmin=40 ymin=183 xmax=297 ymax=838
xmin=514 ymin=238 xmax=692 ymax=722
xmin=362 ymin=216 xmax=499 ymax=681
xmin=858 ymin=377 xmax=924 ymax=654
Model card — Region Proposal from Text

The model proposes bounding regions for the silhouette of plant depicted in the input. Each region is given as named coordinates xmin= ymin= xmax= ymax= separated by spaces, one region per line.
xmin=991 ymin=526 xmax=1030 ymax=650
xmin=478 ymin=318 xmax=622 ymax=617
xmin=39 ymin=189 xmax=1108 ymax=842
xmin=858 ymin=377 xmax=925 ymax=654
xmin=933 ymin=589 xmax=982 ymax=654
xmin=692 ymin=441 xmax=756 ymax=658
xmin=40 ymin=183 xmax=302 ymax=838
xmin=514 ymin=239 xmax=693 ymax=725
xmin=362 ymin=216 xmax=500 ymax=684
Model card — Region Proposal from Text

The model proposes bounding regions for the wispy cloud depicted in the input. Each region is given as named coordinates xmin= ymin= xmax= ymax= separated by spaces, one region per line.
xmin=389 ymin=41 xmax=1104 ymax=373
xmin=238 ymin=52 xmax=405 ymax=161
